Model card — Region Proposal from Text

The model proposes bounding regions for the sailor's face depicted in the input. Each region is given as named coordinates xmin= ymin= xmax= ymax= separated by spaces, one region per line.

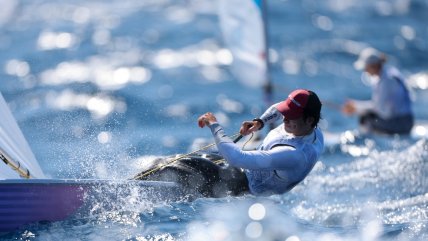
xmin=364 ymin=63 xmax=381 ymax=76
xmin=283 ymin=116 xmax=313 ymax=136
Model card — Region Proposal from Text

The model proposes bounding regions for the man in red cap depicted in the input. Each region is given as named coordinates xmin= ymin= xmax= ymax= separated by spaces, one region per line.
xmin=198 ymin=89 xmax=324 ymax=196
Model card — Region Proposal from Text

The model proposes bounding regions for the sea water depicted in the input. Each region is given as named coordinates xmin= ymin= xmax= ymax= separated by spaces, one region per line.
xmin=0 ymin=0 xmax=427 ymax=240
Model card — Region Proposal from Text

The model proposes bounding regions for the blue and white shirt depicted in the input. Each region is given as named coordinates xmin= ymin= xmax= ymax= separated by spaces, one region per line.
xmin=354 ymin=66 xmax=413 ymax=119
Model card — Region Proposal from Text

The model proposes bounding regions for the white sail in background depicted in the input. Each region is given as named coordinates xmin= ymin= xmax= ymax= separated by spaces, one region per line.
xmin=218 ymin=0 xmax=267 ymax=88
xmin=0 ymin=93 xmax=45 ymax=179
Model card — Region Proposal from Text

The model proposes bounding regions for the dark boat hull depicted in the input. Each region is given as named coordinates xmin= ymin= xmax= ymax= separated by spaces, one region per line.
xmin=134 ymin=153 xmax=249 ymax=198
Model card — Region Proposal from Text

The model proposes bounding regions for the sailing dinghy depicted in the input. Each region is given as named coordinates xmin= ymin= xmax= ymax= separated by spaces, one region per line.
xmin=0 ymin=93 xmax=183 ymax=233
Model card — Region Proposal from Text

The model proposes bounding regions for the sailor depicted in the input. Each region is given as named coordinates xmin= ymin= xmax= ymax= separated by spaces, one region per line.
xmin=198 ymin=89 xmax=324 ymax=196
xmin=342 ymin=48 xmax=414 ymax=135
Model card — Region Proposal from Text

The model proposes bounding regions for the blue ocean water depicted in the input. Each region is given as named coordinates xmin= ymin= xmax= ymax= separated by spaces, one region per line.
xmin=1 ymin=0 xmax=428 ymax=240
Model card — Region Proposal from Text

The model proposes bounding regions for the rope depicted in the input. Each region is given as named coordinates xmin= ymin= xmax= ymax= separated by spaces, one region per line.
xmin=204 ymin=133 xmax=255 ymax=166
xmin=242 ymin=132 xmax=254 ymax=150
xmin=133 ymin=132 xmax=242 ymax=180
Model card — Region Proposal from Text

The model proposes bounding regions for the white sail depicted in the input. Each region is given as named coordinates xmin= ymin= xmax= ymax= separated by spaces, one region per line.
xmin=0 ymin=93 xmax=45 ymax=179
xmin=218 ymin=0 xmax=267 ymax=88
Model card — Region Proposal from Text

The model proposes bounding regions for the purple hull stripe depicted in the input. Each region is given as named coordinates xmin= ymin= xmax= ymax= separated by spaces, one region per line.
xmin=0 ymin=183 xmax=85 ymax=232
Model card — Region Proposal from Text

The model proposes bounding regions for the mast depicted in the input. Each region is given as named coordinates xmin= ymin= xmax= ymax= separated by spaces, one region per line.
xmin=260 ymin=0 xmax=274 ymax=129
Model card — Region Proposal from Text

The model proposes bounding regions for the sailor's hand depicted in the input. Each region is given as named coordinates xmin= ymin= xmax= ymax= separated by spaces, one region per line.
xmin=197 ymin=112 xmax=218 ymax=128
xmin=342 ymin=100 xmax=356 ymax=115
xmin=240 ymin=120 xmax=261 ymax=136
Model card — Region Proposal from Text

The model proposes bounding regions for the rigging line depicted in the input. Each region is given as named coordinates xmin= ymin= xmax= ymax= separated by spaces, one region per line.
xmin=133 ymin=132 xmax=242 ymax=180
xmin=210 ymin=132 xmax=256 ymax=165
xmin=0 ymin=147 xmax=31 ymax=179
xmin=242 ymin=132 xmax=254 ymax=150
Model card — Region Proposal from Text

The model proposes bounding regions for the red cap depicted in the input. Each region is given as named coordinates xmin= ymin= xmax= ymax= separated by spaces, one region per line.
xmin=276 ymin=89 xmax=310 ymax=120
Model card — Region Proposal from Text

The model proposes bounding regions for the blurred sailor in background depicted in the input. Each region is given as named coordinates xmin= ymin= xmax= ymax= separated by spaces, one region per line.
xmin=342 ymin=48 xmax=414 ymax=135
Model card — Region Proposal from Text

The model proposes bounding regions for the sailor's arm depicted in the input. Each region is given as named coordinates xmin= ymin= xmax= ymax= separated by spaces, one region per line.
xmin=259 ymin=102 xmax=282 ymax=125
xmin=198 ymin=112 xmax=304 ymax=170
xmin=342 ymin=99 xmax=374 ymax=115
xmin=240 ymin=103 xmax=282 ymax=135
xmin=209 ymin=122 xmax=304 ymax=170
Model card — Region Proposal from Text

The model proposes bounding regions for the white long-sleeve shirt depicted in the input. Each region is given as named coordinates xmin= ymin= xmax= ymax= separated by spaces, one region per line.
xmin=208 ymin=106 xmax=324 ymax=195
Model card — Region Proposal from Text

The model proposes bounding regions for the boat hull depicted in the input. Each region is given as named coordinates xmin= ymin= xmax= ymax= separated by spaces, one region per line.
xmin=0 ymin=179 xmax=182 ymax=233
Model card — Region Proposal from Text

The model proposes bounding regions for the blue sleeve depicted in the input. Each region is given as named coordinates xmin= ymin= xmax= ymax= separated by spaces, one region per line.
xmin=208 ymin=123 xmax=305 ymax=170
xmin=259 ymin=103 xmax=282 ymax=126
